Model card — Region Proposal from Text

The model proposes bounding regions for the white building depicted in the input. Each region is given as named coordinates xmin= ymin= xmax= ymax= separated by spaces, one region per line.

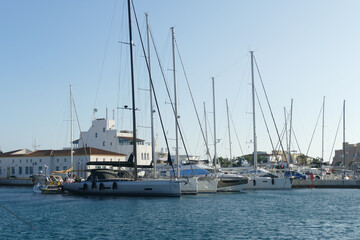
xmin=0 ymin=147 xmax=126 ymax=180
xmin=75 ymin=117 xmax=152 ymax=166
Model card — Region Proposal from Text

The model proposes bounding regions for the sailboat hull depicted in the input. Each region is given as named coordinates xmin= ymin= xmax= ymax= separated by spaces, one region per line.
xmin=63 ymin=179 xmax=181 ymax=197
xmin=243 ymin=177 xmax=292 ymax=190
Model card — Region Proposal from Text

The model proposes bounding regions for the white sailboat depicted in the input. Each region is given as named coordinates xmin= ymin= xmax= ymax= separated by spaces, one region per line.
xmin=243 ymin=51 xmax=292 ymax=190
xmin=63 ymin=0 xmax=181 ymax=197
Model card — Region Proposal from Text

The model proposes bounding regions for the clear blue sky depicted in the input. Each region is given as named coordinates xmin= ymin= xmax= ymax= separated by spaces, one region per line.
xmin=1 ymin=0 xmax=360 ymax=163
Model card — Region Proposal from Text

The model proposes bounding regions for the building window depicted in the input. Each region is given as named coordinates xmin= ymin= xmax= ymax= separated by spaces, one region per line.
xmin=38 ymin=166 xmax=42 ymax=174
xmin=39 ymin=159 xmax=42 ymax=163
xmin=96 ymin=158 xmax=98 ymax=161
xmin=25 ymin=167 xmax=29 ymax=175
xmin=64 ymin=158 xmax=67 ymax=162
xmin=110 ymin=142 xmax=112 ymax=146
xmin=63 ymin=166 xmax=67 ymax=170
xmin=103 ymin=141 xmax=105 ymax=146
xmin=19 ymin=159 xmax=21 ymax=163
xmin=103 ymin=158 xmax=105 ymax=162
xmin=0 ymin=167 xmax=2 ymax=175
xmin=30 ymin=167 xmax=33 ymax=175
xmin=95 ymin=133 xmax=98 ymax=138
xmin=103 ymin=127 xmax=105 ymax=132
xmin=30 ymin=159 xmax=32 ymax=163
xmin=56 ymin=166 xmax=60 ymax=171
xmin=11 ymin=167 xmax=15 ymax=175
xmin=19 ymin=167 xmax=22 ymax=175
xmin=12 ymin=159 xmax=15 ymax=163
xmin=57 ymin=158 xmax=59 ymax=163
xmin=141 ymin=153 xmax=144 ymax=160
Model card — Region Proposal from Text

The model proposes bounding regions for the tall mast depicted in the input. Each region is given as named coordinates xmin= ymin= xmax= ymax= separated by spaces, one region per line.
xmin=250 ymin=51 xmax=257 ymax=174
xmin=289 ymin=99 xmax=293 ymax=164
xmin=204 ymin=102 xmax=210 ymax=163
xmin=322 ymin=96 xmax=325 ymax=162
xmin=226 ymin=99 xmax=232 ymax=166
xmin=171 ymin=27 xmax=180 ymax=177
xmin=212 ymin=77 xmax=217 ymax=170
xmin=343 ymin=100 xmax=346 ymax=167
xmin=127 ymin=0 xmax=137 ymax=180
xmin=145 ymin=13 xmax=156 ymax=178
xmin=284 ymin=107 xmax=288 ymax=162
xmin=70 ymin=85 xmax=73 ymax=176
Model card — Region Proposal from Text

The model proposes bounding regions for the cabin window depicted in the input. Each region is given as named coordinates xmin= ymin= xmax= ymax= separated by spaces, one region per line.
xmin=141 ymin=153 xmax=144 ymax=160
xmin=103 ymin=158 xmax=105 ymax=162
xmin=96 ymin=158 xmax=98 ymax=161
xmin=29 ymin=167 xmax=33 ymax=175
xmin=95 ymin=133 xmax=98 ymax=138
xmin=18 ymin=167 xmax=22 ymax=175
xmin=147 ymin=153 xmax=150 ymax=160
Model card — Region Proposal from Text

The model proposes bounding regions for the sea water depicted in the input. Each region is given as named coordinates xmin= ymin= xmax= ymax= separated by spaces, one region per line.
xmin=0 ymin=187 xmax=359 ymax=239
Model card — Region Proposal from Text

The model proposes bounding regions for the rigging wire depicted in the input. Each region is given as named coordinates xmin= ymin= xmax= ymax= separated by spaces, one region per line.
xmin=174 ymin=39 xmax=213 ymax=161
xmin=230 ymin=112 xmax=244 ymax=156
xmin=94 ymin=0 xmax=118 ymax=109
xmin=0 ymin=203 xmax=33 ymax=229
xmin=328 ymin=110 xmax=343 ymax=163
xmin=253 ymin=55 xmax=288 ymax=162
xmin=305 ymin=105 xmax=323 ymax=156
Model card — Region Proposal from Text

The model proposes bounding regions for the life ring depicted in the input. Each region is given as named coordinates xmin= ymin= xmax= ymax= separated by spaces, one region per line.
xmin=112 ymin=182 xmax=118 ymax=190
xmin=83 ymin=183 xmax=88 ymax=191
xmin=99 ymin=183 xmax=104 ymax=191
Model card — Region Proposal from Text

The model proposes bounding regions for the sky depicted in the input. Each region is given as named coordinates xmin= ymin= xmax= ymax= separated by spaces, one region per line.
xmin=1 ymin=0 xmax=360 ymax=163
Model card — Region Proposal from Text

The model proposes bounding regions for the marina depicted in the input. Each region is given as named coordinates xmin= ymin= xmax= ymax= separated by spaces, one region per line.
xmin=2 ymin=0 xmax=360 ymax=239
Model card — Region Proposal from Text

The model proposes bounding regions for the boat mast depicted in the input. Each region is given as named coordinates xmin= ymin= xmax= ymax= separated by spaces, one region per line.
xmin=127 ymin=0 xmax=137 ymax=180
xmin=204 ymin=102 xmax=210 ymax=163
xmin=70 ymin=85 xmax=74 ymax=177
xmin=322 ymin=96 xmax=325 ymax=162
xmin=226 ymin=99 xmax=232 ymax=166
xmin=289 ymin=98 xmax=293 ymax=164
xmin=145 ymin=13 xmax=156 ymax=178
xmin=343 ymin=100 xmax=346 ymax=167
xmin=250 ymin=51 xmax=257 ymax=175
xmin=171 ymin=27 xmax=180 ymax=178
xmin=212 ymin=77 xmax=217 ymax=170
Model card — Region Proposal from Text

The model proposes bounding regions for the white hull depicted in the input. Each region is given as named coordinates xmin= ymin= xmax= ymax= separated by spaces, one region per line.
xmin=217 ymin=177 xmax=249 ymax=192
xmin=63 ymin=179 xmax=181 ymax=197
xmin=197 ymin=177 xmax=218 ymax=193
xmin=181 ymin=177 xmax=198 ymax=195
xmin=243 ymin=176 xmax=292 ymax=190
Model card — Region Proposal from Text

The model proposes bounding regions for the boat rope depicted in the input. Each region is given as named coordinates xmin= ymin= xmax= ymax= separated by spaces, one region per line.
xmin=93 ymin=0 xmax=118 ymax=109
xmin=131 ymin=0 xmax=177 ymax=174
xmin=253 ymin=55 xmax=288 ymax=162
xmin=328 ymin=110 xmax=343 ymax=163
xmin=229 ymin=112 xmax=244 ymax=157
xmin=0 ymin=202 xmax=33 ymax=229
xmin=145 ymin=23 xmax=195 ymax=175
xmin=175 ymin=40 xmax=213 ymax=162
xmin=305 ymin=103 xmax=323 ymax=157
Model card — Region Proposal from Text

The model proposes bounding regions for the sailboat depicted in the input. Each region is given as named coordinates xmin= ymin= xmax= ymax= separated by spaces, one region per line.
xmin=63 ymin=0 xmax=181 ymax=197
xmin=243 ymin=51 xmax=292 ymax=190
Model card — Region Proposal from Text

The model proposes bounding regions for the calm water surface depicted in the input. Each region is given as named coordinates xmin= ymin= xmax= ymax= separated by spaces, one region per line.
xmin=0 ymin=187 xmax=359 ymax=239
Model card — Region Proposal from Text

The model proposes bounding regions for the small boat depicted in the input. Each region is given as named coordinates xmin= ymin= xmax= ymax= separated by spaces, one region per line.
xmin=33 ymin=174 xmax=64 ymax=194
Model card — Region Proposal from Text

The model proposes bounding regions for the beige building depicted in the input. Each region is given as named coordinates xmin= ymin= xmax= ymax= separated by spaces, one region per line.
xmin=332 ymin=142 xmax=360 ymax=167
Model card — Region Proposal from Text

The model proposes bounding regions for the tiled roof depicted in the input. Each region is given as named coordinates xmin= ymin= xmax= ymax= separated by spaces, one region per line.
xmin=0 ymin=147 xmax=126 ymax=158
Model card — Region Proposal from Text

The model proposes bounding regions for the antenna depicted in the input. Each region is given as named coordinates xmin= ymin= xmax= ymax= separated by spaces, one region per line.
xmin=93 ymin=108 xmax=98 ymax=120
xmin=32 ymin=139 xmax=40 ymax=150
